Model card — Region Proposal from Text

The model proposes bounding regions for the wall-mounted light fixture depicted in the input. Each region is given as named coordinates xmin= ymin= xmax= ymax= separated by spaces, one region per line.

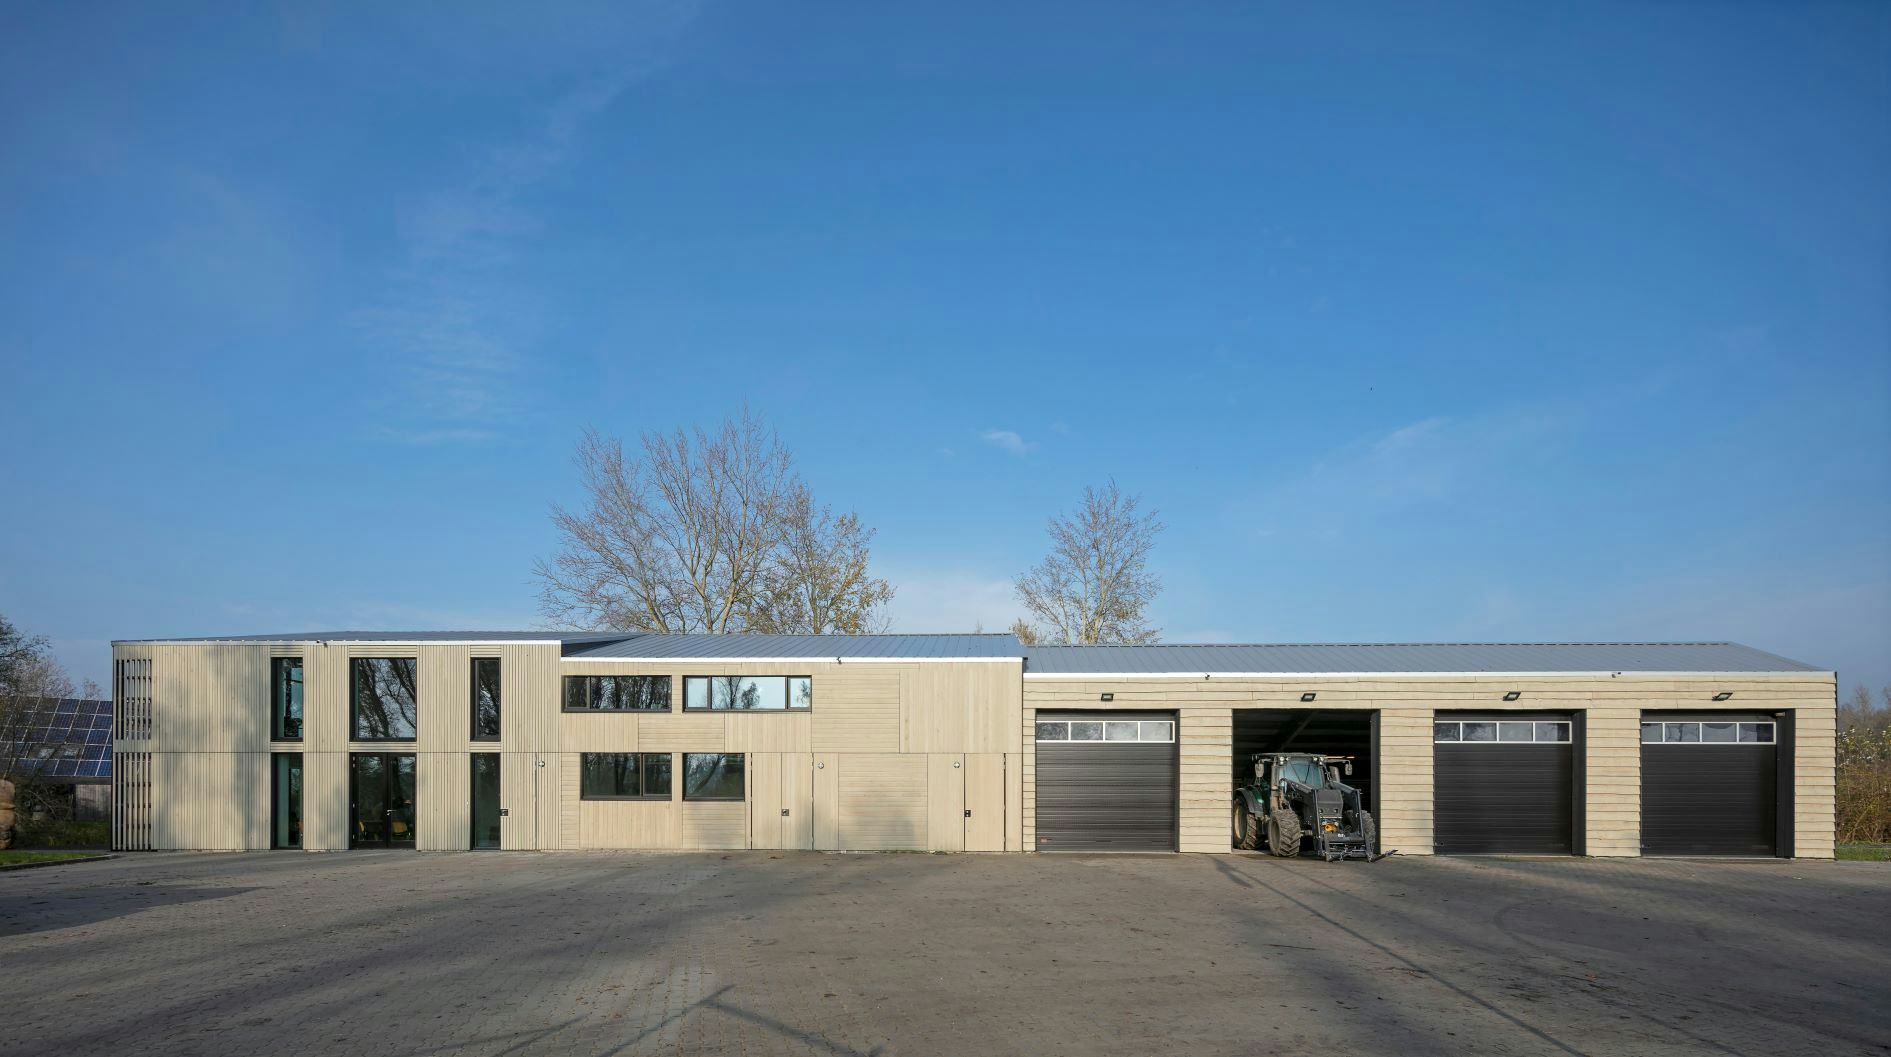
xmin=1100 ymin=692 xmax=1114 ymax=702
xmin=1503 ymin=691 xmax=1522 ymax=702
xmin=1712 ymin=692 xmax=1733 ymax=701
xmin=1300 ymin=692 xmax=1317 ymax=702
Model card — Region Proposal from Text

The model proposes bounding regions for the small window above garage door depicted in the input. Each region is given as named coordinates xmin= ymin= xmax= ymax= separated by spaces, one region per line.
xmin=1036 ymin=718 xmax=1175 ymax=743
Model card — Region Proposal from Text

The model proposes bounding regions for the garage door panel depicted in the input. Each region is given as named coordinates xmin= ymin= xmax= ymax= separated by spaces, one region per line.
xmin=1434 ymin=744 xmax=1574 ymax=855
xmin=1642 ymin=746 xmax=1775 ymax=856
xmin=1035 ymin=715 xmax=1177 ymax=852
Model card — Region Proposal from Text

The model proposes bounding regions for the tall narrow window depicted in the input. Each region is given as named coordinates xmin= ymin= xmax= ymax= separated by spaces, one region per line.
xmin=471 ymin=753 xmax=501 ymax=849
xmin=471 ymin=658 xmax=501 ymax=741
xmin=272 ymin=752 xmax=303 ymax=848
xmin=271 ymin=658 xmax=304 ymax=741
xmin=352 ymin=658 xmax=418 ymax=740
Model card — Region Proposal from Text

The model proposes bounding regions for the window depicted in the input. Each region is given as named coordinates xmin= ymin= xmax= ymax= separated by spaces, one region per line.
xmin=1641 ymin=720 xmax=1774 ymax=745
xmin=682 ymin=753 xmax=745 ymax=800
xmin=271 ymin=658 xmax=303 ymax=741
xmin=681 ymin=676 xmax=812 ymax=711
xmin=271 ymin=752 xmax=302 ymax=848
xmin=580 ymin=752 xmax=672 ymax=799
xmin=1035 ymin=718 xmax=1175 ymax=743
xmin=351 ymin=658 xmax=418 ymax=741
xmin=1435 ymin=720 xmax=1570 ymax=744
xmin=563 ymin=675 xmax=671 ymax=712
xmin=471 ymin=658 xmax=501 ymax=740
xmin=471 ymin=753 xmax=501 ymax=848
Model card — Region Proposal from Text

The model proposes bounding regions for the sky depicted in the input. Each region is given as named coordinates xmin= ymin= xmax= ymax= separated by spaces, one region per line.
xmin=1 ymin=3 xmax=1887 ymax=695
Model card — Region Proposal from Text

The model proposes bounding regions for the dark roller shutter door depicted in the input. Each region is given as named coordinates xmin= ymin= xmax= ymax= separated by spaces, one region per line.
xmin=1035 ymin=712 xmax=1177 ymax=852
xmin=1434 ymin=722 xmax=1575 ymax=854
xmin=1642 ymin=719 xmax=1777 ymax=856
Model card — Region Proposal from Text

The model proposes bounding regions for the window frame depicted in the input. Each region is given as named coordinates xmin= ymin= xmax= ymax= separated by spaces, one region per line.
xmin=349 ymin=657 xmax=419 ymax=743
xmin=1034 ymin=718 xmax=1176 ymax=744
xmin=561 ymin=675 xmax=673 ymax=713
xmin=1640 ymin=720 xmax=1775 ymax=745
xmin=270 ymin=657 xmax=304 ymax=742
xmin=1433 ymin=719 xmax=1571 ymax=744
xmin=470 ymin=751 xmax=502 ymax=849
xmin=680 ymin=675 xmax=813 ymax=712
xmin=270 ymin=751 xmax=303 ymax=849
xmin=578 ymin=751 xmax=674 ymax=801
xmin=471 ymin=657 xmax=502 ymax=742
xmin=681 ymin=752 xmax=746 ymax=801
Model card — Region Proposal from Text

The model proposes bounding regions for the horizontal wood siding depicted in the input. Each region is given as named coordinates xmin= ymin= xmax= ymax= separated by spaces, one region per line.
xmin=1024 ymin=674 xmax=1837 ymax=858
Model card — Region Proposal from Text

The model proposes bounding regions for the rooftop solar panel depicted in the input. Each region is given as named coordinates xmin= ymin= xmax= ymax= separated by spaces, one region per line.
xmin=2 ymin=697 xmax=112 ymax=780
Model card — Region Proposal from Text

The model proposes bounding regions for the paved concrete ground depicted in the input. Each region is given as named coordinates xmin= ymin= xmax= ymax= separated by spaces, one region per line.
xmin=2 ymin=851 xmax=1886 ymax=1057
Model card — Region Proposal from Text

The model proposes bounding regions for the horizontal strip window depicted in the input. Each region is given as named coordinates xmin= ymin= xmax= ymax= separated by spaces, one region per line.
xmin=579 ymin=752 xmax=672 ymax=799
xmin=683 ymin=753 xmax=745 ymax=800
xmin=1640 ymin=721 xmax=1774 ymax=745
xmin=1035 ymin=719 xmax=1174 ymax=743
xmin=563 ymin=675 xmax=671 ymax=712
xmin=1434 ymin=720 xmax=1570 ymax=744
xmin=682 ymin=676 xmax=811 ymax=711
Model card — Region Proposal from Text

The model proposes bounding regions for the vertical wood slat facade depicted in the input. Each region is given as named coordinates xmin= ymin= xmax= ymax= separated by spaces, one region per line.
xmin=110 ymin=638 xmax=1835 ymax=858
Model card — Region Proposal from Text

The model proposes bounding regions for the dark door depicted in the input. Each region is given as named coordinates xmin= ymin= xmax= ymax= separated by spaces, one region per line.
xmin=471 ymin=753 xmax=501 ymax=850
xmin=1434 ymin=715 xmax=1576 ymax=854
xmin=350 ymin=753 xmax=417 ymax=849
xmin=1034 ymin=712 xmax=1178 ymax=852
xmin=1641 ymin=715 xmax=1779 ymax=856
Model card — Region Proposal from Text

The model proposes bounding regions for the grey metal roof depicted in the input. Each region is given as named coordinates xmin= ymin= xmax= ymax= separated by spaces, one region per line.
xmin=112 ymin=631 xmax=621 ymax=645
xmin=562 ymin=633 xmax=1025 ymax=660
xmin=1022 ymin=642 xmax=1824 ymax=675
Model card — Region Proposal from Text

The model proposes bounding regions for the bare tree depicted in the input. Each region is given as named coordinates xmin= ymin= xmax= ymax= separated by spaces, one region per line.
xmin=1 ymin=614 xmax=73 ymax=848
xmin=535 ymin=412 xmax=893 ymax=635
xmin=752 ymin=489 xmax=895 ymax=634
xmin=1013 ymin=480 xmax=1164 ymax=645
xmin=1007 ymin=618 xmax=1041 ymax=647
xmin=1841 ymin=683 xmax=1890 ymax=734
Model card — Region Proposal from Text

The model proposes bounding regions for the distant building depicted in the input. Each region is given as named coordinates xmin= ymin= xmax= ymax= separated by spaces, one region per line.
xmin=4 ymin=697 xmax=113 ymax=821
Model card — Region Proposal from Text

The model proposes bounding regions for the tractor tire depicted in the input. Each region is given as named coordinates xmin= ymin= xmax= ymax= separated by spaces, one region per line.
xmin=1267 ymin=809 xmax=1303 ymax=858
xmin=1358 ymin=810 xmax=1377 ymax=855
xmin=1233 ymin=798 xmax=1262 ymax=851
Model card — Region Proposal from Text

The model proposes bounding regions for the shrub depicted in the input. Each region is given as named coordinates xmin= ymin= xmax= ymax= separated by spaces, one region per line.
xmin=11 ymin=817 xmax=109 ymax=849
xmin=1837 ymin=725 xmax=1891 ymax=845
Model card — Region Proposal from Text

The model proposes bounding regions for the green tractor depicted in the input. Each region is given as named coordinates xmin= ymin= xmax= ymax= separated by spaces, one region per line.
xmin=1233 ymin=753 xmax=1381 ymax=861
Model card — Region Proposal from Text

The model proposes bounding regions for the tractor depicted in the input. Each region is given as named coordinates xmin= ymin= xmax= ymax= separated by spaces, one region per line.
xmin=1233 ymin=753 xmax=1380 ymax=861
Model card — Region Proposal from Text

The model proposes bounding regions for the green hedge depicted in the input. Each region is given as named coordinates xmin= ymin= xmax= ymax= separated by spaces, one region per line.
xmin=11 ymin=818 xmax=110 ymax=848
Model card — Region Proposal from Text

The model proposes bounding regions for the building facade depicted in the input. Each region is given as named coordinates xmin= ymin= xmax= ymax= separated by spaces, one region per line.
xmin=110 ymin=633 xmax=1836 ymax=859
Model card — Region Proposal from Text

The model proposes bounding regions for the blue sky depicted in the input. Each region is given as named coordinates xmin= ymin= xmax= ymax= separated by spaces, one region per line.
xmin=2 ymin=3 xmax=1887 ymax=693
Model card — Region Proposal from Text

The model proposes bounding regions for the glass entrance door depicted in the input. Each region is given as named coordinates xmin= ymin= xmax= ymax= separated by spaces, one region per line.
xmin=471 ymin=753 xmax=501 ymax=849
xmin=350 ymin=753 xmax=417 ymax=848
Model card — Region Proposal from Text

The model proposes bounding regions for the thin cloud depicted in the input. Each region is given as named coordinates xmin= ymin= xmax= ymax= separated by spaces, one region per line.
xmin=979 ymin=429 xmax=1036 ymax=457
xmin=353 ymin=54 xmax=681 ymax=444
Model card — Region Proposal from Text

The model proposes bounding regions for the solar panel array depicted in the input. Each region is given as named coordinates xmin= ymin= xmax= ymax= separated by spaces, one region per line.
xmin=3 ymin=697 xmax=112 ymax=779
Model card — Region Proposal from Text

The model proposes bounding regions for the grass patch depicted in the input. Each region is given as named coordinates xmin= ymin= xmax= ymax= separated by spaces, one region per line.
xmin=0 ymin=850 xmax=99 ymax=867
xmin=1837 ymin=843 xmax=1891 ymax=862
